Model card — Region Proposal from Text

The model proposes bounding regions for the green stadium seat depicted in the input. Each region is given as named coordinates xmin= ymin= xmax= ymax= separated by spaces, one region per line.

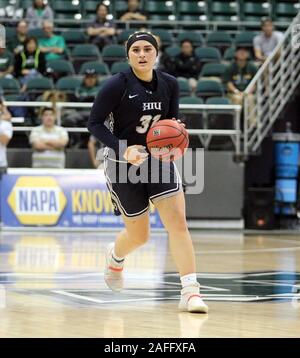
xmin=145 ymin=1 xmax=175 ymax=20
xmin=152 ymin=30 xmax=173 ymax=47
xmin=206 ymin=32 xmax=232 ymax=52
xmin=26 ymin=77 xmax=54 ymax=98
xmin=195 ymin=47 xmax=222 ymax=64
xmin=56 ymin=76 xmax=82 ymax=94
xmin=275 ymin=3 xmax=299 ymax=21
xmin=28 ymin=28 xmax=46 ymax=40
xmin=206 ymin=96 xmax=231 ymax=105
xmin=102 ymin=44 xmax=126 ymax=67
xmin=200 ymin=63 xmax=227 ymax=80
xmin=196 ymin=80 xmax=224 ymax=99
xmin=110 ymin=61 xmax=130 ymax=75
xmin=177 ymin=78 xmax=191 ymax=97
xmin=4 ymin=27 xmax=16 ymax=44
xmin=71 ymin=44 xmax=101 ymax=58
xmin=3 ymin=94 xmax=20 ymax=101
xmin=20 ymin=0 xmax=32 ymax=9
xmin=115 ymin=0 xmax=129 ymax=18
xmin=235 ymin=32 xmax=257 ymax=48
xmin=117 ymin=30 xmax=136 ymax=44
xmin=210 ymin=1 xmax=239 ymax=21
xmin=71 ymin=44 xmax=101 ymax=72
xmin=164 ymin=45 xmax=181 ymax=58
xmin=178 ymin=1 xmax=206 ymax=18
xmin=85 ymin=0 xmax=113 ymax=17
xmin=177 ymin=32 xmax=204 ymax=47
xmin=0 ymin=77 xmax=21 ymax=95
xmin=46 ymin=60 xmax=75 ymax=76
xmin=242 ymin=2 xmax=271 ymax=21
xmin=54 ymin=13 xmax=84 ymax=28
xmin=79 ymin=61 xmax=110 ymax=76
xmin=62 ymin=30 xmax=87 ymax=48
xmin=52 ymin=0 xmax=82 ymax=14
xmin=179 ymin=96 xmax=204 ymax=105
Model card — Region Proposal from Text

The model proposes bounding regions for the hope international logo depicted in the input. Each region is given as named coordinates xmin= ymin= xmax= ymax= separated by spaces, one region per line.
xmin=8 ymin=177 xmax=67 ymax=225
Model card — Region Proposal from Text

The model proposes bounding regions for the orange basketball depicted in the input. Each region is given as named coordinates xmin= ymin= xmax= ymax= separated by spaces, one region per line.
xmin=146 ymin=119 xmax=189 ymax=161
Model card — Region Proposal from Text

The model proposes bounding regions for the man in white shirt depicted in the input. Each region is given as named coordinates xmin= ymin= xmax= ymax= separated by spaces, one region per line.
xmin=29 ymin=107 xmax=69 ymax=168
xmin=253 ymin=18 xmax=284 ymax=63
xmin=0 ymin=99 xmax=13 ymax=170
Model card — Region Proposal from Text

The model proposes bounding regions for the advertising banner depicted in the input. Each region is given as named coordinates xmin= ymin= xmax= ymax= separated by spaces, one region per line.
xmin=1 ymin=172 xmax=163 ymax=228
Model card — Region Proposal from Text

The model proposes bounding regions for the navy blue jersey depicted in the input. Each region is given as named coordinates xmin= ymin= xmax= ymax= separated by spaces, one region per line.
xmin=87 ymin=68 xmax=179 ymax=157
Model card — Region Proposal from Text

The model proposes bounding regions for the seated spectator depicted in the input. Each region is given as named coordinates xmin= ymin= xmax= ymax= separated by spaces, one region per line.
xmin=119 ymin=0 xmax=148 ymax=21
xmin=254 ymin=18 xmax=284 ymax=64
xmin=86 ymin=3 xmax=116 ymax=50
xmin=26 ymin=0 xmax=54 ymax=30
xmin=14 ymin=37 xmax=46 ymax=91
xmin=87 ymin=135 xmax=104 ymax=169
xmin=75 ymin=69 xmax=101 ymax=102
xmin=39 ymin=21 xmax=66 ymax=61
xmin=8 ymin=20 xmax=28 ymax=55
xmin=173 ymin=40 xmax=201 ymax=91
xmin=0 ymin=98 xmax=13 ymax=171
xmin=29 ymin=107 xmax=69 ymax=168
xmin=0 ymin=47 xmax=14 ymax=78
xmin=223 ymin=46 xmax=257 ymax=125
xmin=223 ymin=46 xmax=257 ymax=103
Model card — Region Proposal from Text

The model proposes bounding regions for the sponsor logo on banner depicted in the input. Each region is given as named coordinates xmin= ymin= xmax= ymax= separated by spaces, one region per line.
xmin=7 ymin=177 xmax=67 ymax=225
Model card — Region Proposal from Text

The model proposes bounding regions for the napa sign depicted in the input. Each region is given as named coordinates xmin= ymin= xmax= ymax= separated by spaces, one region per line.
xmin=7 ymin=177 xmax=67 ymax=225
xmin=0 ymin=172 xmax=163 ymax=228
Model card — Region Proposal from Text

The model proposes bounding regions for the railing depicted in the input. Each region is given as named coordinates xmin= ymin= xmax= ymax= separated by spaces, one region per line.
xmin=243 ymin=12 xmax=300 ymax=156
xmin=3 ymin=100 xmax=242 ymax=155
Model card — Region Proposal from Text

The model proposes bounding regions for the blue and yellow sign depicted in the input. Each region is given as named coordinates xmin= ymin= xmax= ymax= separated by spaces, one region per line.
xmin=8 ymin=176 xmax=67 ymax=225
xmin=1 ymin=173 xmax=163 ymax=228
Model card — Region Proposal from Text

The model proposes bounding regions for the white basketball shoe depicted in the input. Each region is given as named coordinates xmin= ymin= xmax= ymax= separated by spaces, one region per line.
xmin=104 ymin=243 xmax=124 ymax=292
xmin=178 ymin=283 xmax=209 ymax=313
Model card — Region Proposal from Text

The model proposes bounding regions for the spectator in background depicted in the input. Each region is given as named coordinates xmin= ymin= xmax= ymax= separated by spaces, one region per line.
xmin=29 ymin=107 xmax=69 ymax=168
xmin=223 ymin=46 xmax=257 ymax=103
xmin=14 ymin=37 xmax=46 ymax=91
xmin=76 ymin=69 xmax=101 ymax=102
xmin=0 ymin=98 xmax=13 ymax=172
xmin=0 ymin=47 xmax=14 ymax=78
xmin=119 ymin=0 xmax=148 ymax=21
xmin=39 ymin=21 xmax=66 ymax=61
xmin=8 ymin=20 xmax=28 ymax=55
xmin=223 ymin=46 xmax=257 ymax=125
xmin=86 ymin=3 xmax=116 ymax=50
xmin=75 ymin=69 xmax=101 ymax=126
xmin=26 ymin=0 xmax=54 ymax=30
xmin=173 ymin=39 xmax=201 ymax=91
xmin=254 ymin=18 xmax=284 ymax=64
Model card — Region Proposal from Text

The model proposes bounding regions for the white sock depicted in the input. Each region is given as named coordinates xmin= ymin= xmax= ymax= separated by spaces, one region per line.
xmin=111 ymin=248 xmax=125 ymax=266
xmin=180 ymin=273 xmax=198 ymax=288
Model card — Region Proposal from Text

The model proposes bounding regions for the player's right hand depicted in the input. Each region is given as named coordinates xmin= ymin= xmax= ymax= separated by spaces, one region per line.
xmin=123 ymin=145 xmax=149 ymax=166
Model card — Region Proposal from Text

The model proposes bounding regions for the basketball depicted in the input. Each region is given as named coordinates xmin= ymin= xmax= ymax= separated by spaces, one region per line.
xmin=146 ymin=119 xmax=189 ymax=161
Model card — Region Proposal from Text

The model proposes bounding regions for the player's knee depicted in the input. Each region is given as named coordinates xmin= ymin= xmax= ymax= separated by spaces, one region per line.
xmin=165 ymin=215 xmax=188 ymax=234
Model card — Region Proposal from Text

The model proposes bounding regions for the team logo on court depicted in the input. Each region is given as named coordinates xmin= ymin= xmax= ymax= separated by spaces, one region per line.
xmin=2 ymin=271 xmax=298 ymax=305
xmin=7 ymin=176 xmax=67 ymax=225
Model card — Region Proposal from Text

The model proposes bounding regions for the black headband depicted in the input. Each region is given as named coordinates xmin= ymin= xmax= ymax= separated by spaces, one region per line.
xmin=126 ymin=32 xmax=158 ymax=56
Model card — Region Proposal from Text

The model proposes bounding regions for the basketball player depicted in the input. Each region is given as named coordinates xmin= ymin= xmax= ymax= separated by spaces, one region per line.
xmin=88 ymin=32 xmax=208 ymax=313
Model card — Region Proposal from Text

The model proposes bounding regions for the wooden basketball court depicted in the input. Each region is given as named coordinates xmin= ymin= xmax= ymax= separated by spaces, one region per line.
xmin=0 ymin=230 xmax=299 ymax=338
